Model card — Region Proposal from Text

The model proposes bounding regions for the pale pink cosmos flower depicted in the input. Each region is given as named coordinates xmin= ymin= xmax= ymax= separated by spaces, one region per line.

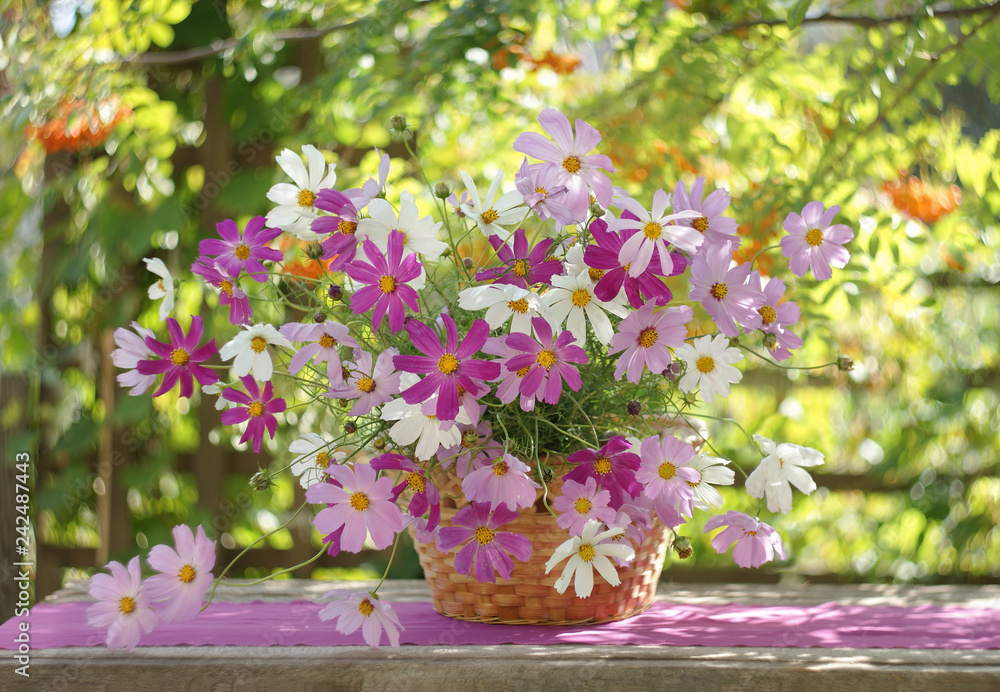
xmin=671 ymin=177 xmax=740 ymax=250
xmin=704 ymin=511 xmax=785 ymax=568
xmin=326 ymin=348 xmax=401 ymax=416
xmin=319 ymin=591 xmax=404 ymax=649
xmin=112 ymin=322 xmax=157 ymax=395
xmin=612 ymin=190 xmax=703 ymax=276
xmin=437 ymin=421 xmax=503 ymax=479
xmin=553 ymin=477 xmax=616 ymax=537
xmin=144 ymin=525 xmax=216 ymax=623
xmin=306 ymin=463 xmax=404 ymax=552
xmin=780 ymin=201 xmax=854 ymax=281
xmin=513 ymin=157 xmax=574 ymax=225
xmin=462 ymin=451 xmax=539 ymax=511
xmin=636 ymin=434 xmax=699 ymax=517
xmin=437 ymin=502 xmax=533 ymax=583
xmin=86 ymin=556 xmax=157 ymax=650
xmin=481 ymin=337 xmax=537 ymax=412
xmin=513 ymin=108 xmax=615 ymax=222
xmin=608 ymin=303 xmax=693 ymax=383
xmin=281 ymin=320 xmax=358 ymax=387
xmin=688 ymin=242 xmax=765 ymax=337
xmin=746 ymin=271 xmax=803 ymax=362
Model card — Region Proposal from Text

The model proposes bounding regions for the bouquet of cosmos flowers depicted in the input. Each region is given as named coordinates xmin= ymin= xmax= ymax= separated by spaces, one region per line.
xmin=93 ymin=108 xmax=852 ymax=648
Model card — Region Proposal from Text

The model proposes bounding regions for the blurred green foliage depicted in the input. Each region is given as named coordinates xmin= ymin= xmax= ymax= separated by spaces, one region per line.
xmin=1 ymin=0 xmax=999 ymax=586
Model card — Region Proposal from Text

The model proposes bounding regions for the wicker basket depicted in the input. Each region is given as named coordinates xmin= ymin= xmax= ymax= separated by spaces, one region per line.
xmin=410 ymin=466 xmax=671 ymax=625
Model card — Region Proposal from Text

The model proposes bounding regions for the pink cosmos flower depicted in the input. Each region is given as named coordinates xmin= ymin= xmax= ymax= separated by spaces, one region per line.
xmin=583 ymin=216 xmax=686 ymax=308
xmin=112 ymin=322 xmax=157 ymax=395
xmin=353 ymin=146 xmax=391 ymax=209
xmin=370 ymin=453 xmax=442 ymax=531
xmin=438 ymin=502 xmax=533 ymax=583
xmin=144 ymin=525 xmax=216 ymax=623
xmin=780 ymin=201 xmax=854 ymax=281
xmin=746 ymin=271 xmax=803 ymax=361
xmin=612 ymin=190 xmax=704 ymax=276
xmin=553 ymin=477 xmax=616 ymax=536
xmin=393 ymin=314 xmax=499 ymax=422
xmin=197 ymin=216 xmax=282 ymax=282
xmin=474 ymin=227 xmax=563 ymax=288
xmin=345 ymin=230 xmax=422 ymax=334
xmin=688 ymin=242 xmax=765 ymax=337
xmin=86 ymin=556 xmax=157 ymax=650
xmin=138 ymin=316 xmax=219 ymax=399
xmin=437 ymin=421 xmax=502 ymax=479
xmin=704 ymin=511 xmax=785 ymax=568
xmin=563 ymin=436 xmax=642 ymax=510
xmin=636 ymin=434 xmax=699 ymax=516
xmin=513 ymin=108 xmax=614 ymax=221
xmin=481 ymin=337 xmax=538 ymax=412
xmin=513 ymin=157 xmax=574 ymax=225
xmin=314 ymin=188 xmax=361 ymax=271
xmin=671 ymin=177 xmax=740 ymax=250
xmin=461 ymin=451 xmax=539 ymax=511
xmin=306 ymin=462 xmax=404 ymax=552
xmin=280 ymin=320 xmax=358 ymax=387
xmin=220 ymin=375 xmax=286 ymax=454
xmin=501 ymin=316 xmax=588 ymax=407
xmin=326 ymin=348 xmax=401 ymax=416
xmin=319 ymin=591 xmax=404 ymax=649
xmin=608 ymin=303 xmax=693 ymax=384
xmin=191 ymin=261 xmax=252 ymax=326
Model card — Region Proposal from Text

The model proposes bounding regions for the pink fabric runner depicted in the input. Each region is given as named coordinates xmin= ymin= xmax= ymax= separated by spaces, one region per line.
xmin=2 ymin=600 xmax=997 ymax=650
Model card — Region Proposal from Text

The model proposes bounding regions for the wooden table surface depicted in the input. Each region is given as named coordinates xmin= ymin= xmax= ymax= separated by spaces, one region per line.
xmin=8 ymin=579 xmax=1000 ymax=691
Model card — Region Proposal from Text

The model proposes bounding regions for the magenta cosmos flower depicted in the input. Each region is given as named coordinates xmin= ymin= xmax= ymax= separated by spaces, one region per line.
xmin=474 ymin=227 xmax=563 ymax=288
xmin=747 ymin=271 xmax=803 ymax=361
xmin=220 ymin=375 xmax=286 ymax=454
xmin=612 ymin=190 xmax=704 ymax=276
xmin=326 ymin=347 xmax=401 ymax=416
xmin=393 ymin=314 xmax=499 ymax=422
xmin=191 ymin=260 xmax=252 ymax=326
xmin=370 ymin=453 xmax=442 ymax=531
xmin=609 ymin=303 xmax=693 ymax=384
xmin=780 ymin=201 xmax=853 ymax=281
xmin=671 ymin=177 xmax=740 ymax=250
xmin=688 ymin=242 xmax=765 ymax=337
xmin=198 ymin=216 xmax=282 ymax=282
xmin=345 ymin=230 xmax=422 ymax=334
xmin=553 ymin=477 xmax=616 ymax=537
xmin=86 ymin=556 xmax=157 ymax=650
xmin=144 ymin=525 xmax=216 ymax=623
xmin=513 ymin=108 xmax=614 ymax=222
xmin=280 ymin=320 xmax=358 ymax=387
xmin=138 ymin=316 xmax=219 ymax=399
xmin=704 ymin=510 xmax=785 ymax=568
xmin=314 ymin=188 xmax=362 ymax=271
xmin=437 ymin=502 xmax=533 ymax=583
xmin=636 ymin=434 xmax=700 ymax=517
xmin=584 ymin=216 xmax=686 ymax=309
xmin=501 ymin=316 xmax=588 ymax=407
xmin=306 ymin=463 xmax=404 ymax=552
xmin=563 ymin=436 xmax=642 ymax=510
xmin=462 ymin=451 xmax=539 ymax=511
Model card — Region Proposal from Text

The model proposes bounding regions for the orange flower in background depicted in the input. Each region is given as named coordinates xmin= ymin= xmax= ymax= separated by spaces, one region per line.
xmin=882 ymin=176 xmax=961 ymax=224
xmin=26 ymin=98 xmax=131 ymax=154
xmin=278 ymin=235 xmax=333 ymax=281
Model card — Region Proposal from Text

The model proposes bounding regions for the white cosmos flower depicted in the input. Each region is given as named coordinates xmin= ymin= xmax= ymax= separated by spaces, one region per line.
xmin=457 ymin=284 xmax=547 ymax=334
xmin=265 ymin=145 xmax=338 ymax=240
xmin=143 ymin=257 xmax=174 ymax=321
xmin=219 ymin=323 xmax=293 ymax=382
xmin=686 ymin=454 xmax=735 ymax=511
xmin=674 ymin=335 xmax=743 ymax=403
xmin=381 ymin=395 xmax=469 ymax=460
xmin=459 ymin=170 xmax=526 ymax=241
xmin=560 ymin=243 xmax=588 ymax=278
xmin=545 ymin=520 xmax=635 ymax=598
xmin=543 ymin=270 xmax=628 ymax=346
xmin=112 ymin=322 xmax=156 ymax=396
xmin=289 ymin=433 xmax=344 ymax=489
xmin=356 ymin=191 xmax=446 ymax=259
xmin=745 ymin=435 xmax=824 ymax=514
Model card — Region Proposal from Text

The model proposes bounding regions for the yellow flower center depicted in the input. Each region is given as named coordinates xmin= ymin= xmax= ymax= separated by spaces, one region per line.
xmin=536 ymin=349 xmax=556 ymax=369
xmin=516 ymin=365 xmax=531 ymax=377
xmin=235 ymin=244 xmax=251 ymax=261
xmin=338 ymin=219 xmax=357 ymax=236
xmin=578 ymin=543 xmax=596 ymax=562
xmin=693 ymin=216 xmax=709 ymax=233
xmin=481 ymin=209 xmax=500 ymax=224
xmin=695 ymin=356 xmax=715 ymax=373
xmin=570 ymin=288 xmax=591 ymax=308
xmin=588 ymin=267 xmax=605 ymax=282
xmin=709 ymin=283 xmax=728 ymax=300
xmin=170 ymin=348 xmax=190 ymax=366
xmin=248 ymin=401 xmax=264 ymax=417
xmin=378 ymin=275 xmax=396 ymax=294
xmin=638 ymin=327 xmax=658 ymax=348
xmin=806 ymin=228 xmax=824 ymax=246
xmin=250 ymin=336 xmax=268 ymax=353
xmin=562 ymin=156 xmax=582 ymax=174
xmin=758 ymin=305 xmax=777 ymax=325
xmin=118 ymin=596 xmax=136 ymax=615
xmin=297 ymin=189 xmax=317 ymax=208
xmin=316 ymin=451 xmax=331 ymax=468
xmin=349 ymin=491 xmax=370 ymax=511
xmin=357 ymin=598 xmax=374 ymax=617
xmin=658 ymin=462 xmax=676 ymax=480
xmin=437 ymin=353 xmax=459 ymax=374
xmin=534 ymin=185 xmax=548 ymax=196
xmin=219 ymin=280 xmax=233 ymax=296
xmin=507 ymin=298 xmax=530 ymax=314
xmin=687 ymin=470 xmax=703 ymax=488
xmin=513 ymin=259 xmax=528 ymax=277
xmin=319 ymin=333 xmax=336 ymax=348
xmin=157 ymin=279 xmax=165 ymax=291
xmin=492 ymin=460 xmax=509 ymax=477
xmin=643 ymin=222 xmax=662 ymax=240
xmin=178 ymin=564 xmax=196 ymax=584
xmin=594 ymin=457 xmax=612 ymax=476
xmin=574 ymin=497 xmax=592 ymax=515
xmin=475 ymin=526 xmax=495 ymax=545
xmin=356 ymin=376 xmax=376 ymax=393
xmin=407 ymin=471 xmax=426 ymax=493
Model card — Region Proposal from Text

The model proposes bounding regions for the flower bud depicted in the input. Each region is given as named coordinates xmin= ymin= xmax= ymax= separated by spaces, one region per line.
xmin=389 ymin=113 xmax=408 ymax=131
xmin=313 ymin=311 xmax=326 ymax=323
xmin=344 ymin=421 xmax=357 ymax=434
xmin=250 ymin=471 xmax=273 ymax=492
xmin=589 ymin=200 xmax=607 ymax=218
xmin=328 ymin=283 xmax=344 ymax=301
xmin=462 ymin=257 xmax=474 ymax=269
xmin=626 ymin=400 xmax=642 ymax=416
xmin=305 ymin=242 xmax=324 ymax=260
xmin=462 ymin=429 xmax=479 ymax=446
xmin=762 ymin=332 xmax=778 ymax=350
xmin=672 ymin=536 xmax=693 ymax=560
xmin=665 ymin=362 xmax=683 ymax=382
xmin=373 ymin=438 xmax=386 ymax=450
xmin=728 ymin=335 xmax=741 ymax=348
xmin=838 ymin=354 xmax=855 ymax=372
xmin=433 ymin=181 xmax=450 ymax=199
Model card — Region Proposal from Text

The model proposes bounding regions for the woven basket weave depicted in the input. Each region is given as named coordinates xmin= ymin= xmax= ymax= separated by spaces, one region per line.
xmin=411 ymin=467 xmax=671 ymax=625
